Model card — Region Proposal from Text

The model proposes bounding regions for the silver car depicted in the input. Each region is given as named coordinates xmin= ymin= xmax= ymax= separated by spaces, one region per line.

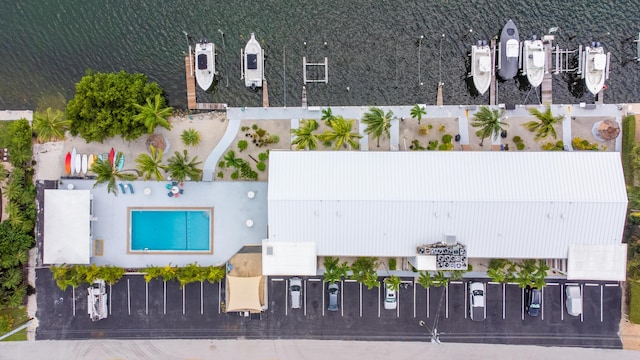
xmin=289 ymin=277 xmax=302 ymax=309
xmin=327 ymin=283 xmax=339 ymax=312
xmin=565 ymin=285 xmax=583 ymax=316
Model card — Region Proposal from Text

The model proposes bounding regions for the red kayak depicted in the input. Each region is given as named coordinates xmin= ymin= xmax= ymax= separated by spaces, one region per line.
xmin=108 ymin=148 xmax=115 ymax=167
xmin=64 ymin=152 xmax=71 ymax=175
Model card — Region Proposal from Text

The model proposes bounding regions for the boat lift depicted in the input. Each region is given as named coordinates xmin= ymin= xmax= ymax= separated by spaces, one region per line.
xmin=553 ymin=45 xmax=582 ymax=74
xmin=303 ymin=57 xmax=328 ymax=84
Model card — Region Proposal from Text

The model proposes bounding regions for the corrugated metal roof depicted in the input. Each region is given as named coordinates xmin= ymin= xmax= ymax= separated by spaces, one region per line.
xmin=43 ymin=190 xmax=92 ymax=264
xmin=268 ymin=151 xmax=627 ymax=259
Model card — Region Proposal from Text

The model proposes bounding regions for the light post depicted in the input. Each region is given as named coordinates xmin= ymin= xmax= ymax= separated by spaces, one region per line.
xmin=418 ymin=35 xmax=424 ymax=86
xmin=439 ymin=34 xmax=445 ymax=86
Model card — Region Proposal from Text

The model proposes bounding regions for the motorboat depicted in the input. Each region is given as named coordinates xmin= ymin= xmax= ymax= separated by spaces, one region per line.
xmin=583 ymin=42 xmax=608 ymax=95
xmin=195 ymin=39 xmax=215 ymax=91
xmin=471 ymin=40 xmax=492 ymax=95
xmin=498 ymin=20 xmax=520 ymax=80
xmin=522 ymin=36 xmax=545 ymax=87
xmin=242 ymin=33 xmax=263 ymax=89
xmin=87 ymin=280 xmax=108 ymax=321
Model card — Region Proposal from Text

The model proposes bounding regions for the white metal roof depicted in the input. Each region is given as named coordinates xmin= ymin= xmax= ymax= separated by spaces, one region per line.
xmin=43 ymin=190 xmax=91 ymax=264
xmin=262 ymin=241 xmax=317 ymax=276
xmin=567 ymin=244 xmax=627 ymax=281
xmin=268 ymin=151 xmax=627 ymax=259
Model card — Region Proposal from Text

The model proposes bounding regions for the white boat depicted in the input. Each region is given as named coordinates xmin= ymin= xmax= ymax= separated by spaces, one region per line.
xmin=471 ymin=40 xmax=492 ymax=95
xmin=498 ymin=20 xmax=520 ymax=80
xmin=583 ymin=42 xmax=608 ymax=95
xmin=522 ymin=36 xmax=545 ymax=88
xmin=242 ymin=33 xmax=263 ymax=89
xmin=87 ymin=280 xmax=108 ymax=321
xmin=70 ymin=147 xmax=77 ymax=175
xmin=195 ymin=39 xmax=215 ymax=91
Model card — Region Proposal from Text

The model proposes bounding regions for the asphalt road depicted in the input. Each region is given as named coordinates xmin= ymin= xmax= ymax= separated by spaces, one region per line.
xmin=35 ymin=270 xmax=622 ymax=348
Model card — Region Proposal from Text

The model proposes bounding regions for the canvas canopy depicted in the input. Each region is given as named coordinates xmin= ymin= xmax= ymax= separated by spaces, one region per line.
xmin=226 ymin=275 xmax=263 ymax=313
xmin=43 ymin=190 xmax=91 ymax=264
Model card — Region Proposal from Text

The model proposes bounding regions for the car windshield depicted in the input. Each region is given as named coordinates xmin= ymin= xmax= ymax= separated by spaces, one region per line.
xmin=291 ymin=285 xmax=301 ymax=291
xmin=530 ymin=303 xmax=540 ymax=309
xmin=472 ymin=290 xmax=483 ymax=296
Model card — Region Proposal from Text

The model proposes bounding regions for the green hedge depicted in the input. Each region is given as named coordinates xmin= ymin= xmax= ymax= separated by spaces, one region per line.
xmin=630 ymin=282 xmax=640 ymax=324
xmin=622 ymin=114 xmax=636 ymax=185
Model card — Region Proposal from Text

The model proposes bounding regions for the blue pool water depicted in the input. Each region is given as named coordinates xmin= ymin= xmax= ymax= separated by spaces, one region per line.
xmin=130 ymin=209 xmax=212 ymax=251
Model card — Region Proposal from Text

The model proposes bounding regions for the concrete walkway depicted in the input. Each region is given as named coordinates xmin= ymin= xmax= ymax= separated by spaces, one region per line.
xmin=0 ymin=339 xmax=637 ymax=360
xmin=202 ymin=119 xmax=241 ymax=181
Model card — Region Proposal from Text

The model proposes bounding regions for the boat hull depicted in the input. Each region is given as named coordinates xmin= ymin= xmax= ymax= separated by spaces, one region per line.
xmin=498 ymin=20 xmax=520 ymax=80
xmin=244 ymin=33 xmax=263 ymax=88
xmin=471 ymin=44 xmax=492 ymax=95
xmin=583 ymin=46 xmax=606 ymax=95
xmin=195 ymin=42 xmax=215 ymax=91
xmin=523 ymin=39 xmax=545 ymax=88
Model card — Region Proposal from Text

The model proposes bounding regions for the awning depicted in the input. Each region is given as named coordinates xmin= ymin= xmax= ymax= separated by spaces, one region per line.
xmin=43 ymin=190 xmax=91 ymax=264
xmin=567 ymin=244 xmax=627 ymax=281
xmin=262 ymin=240 xmax=317 ymax=276
xmin=226 ymin=275 xmax=263 ymax=313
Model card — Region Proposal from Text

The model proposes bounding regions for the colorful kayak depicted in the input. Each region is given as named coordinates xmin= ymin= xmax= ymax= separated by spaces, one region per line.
xmin=75 ymin=154 xmax=81 ymax=176
xmin=64 ymin=152 xmax=71 ymax=175
xmin=116 ymin=152 xmax=125 ymax=171
xmin=87 ymin=154 xmax=95 ymax=172
xmin=81 ymin=154 xmax=88 ymax=175
xmin=71 ymin=147 xmax=77 ymax=175
xmin=108 ymin=148 xmax=115 ymax=167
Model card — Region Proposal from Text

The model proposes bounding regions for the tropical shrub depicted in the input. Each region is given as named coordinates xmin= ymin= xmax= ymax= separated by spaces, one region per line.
xmin=230 ymin=171 xmax=239 ymax=180
xmin=572 ymin=137 xmax=600 ymax=151
xmin=237 ymin=140 xmax=248 ymax=152
xmin=438 ymin=124 xmax=446 ymax=133
xmin=428 ymin=140 xmax=439 ymax=151
xmin=388 ymin=258 xmax=397 ymax=271
xmin=256 ymin=162 xmax=266 ymax=171
xmin=418 ymin=125 xmax=430 ymax=136
xmin=516 ymin=142 xmax=525 ymax=150
xmin=513 ymin=136 xmax=522 ymax=143
xmin=258 ymin=152 xmax=268 ymax=161
xmin=542 ymin=141 xmax=564 ymax=151
xmin=438 ymin=143 xmax=453 ymax=151
xmin=622 ymin=114 xmax=636 ymax=184
xmin=384 ymin=275 xmax=402 ymax=291
xmin=350 ymin=257 xmax=379 ymax=289
xmin=181 ymin=128 xmax=201 ymax=147
xmin=442 ymin=134 xmax=453 ymax=144
xmin=323 ymin=256 xmax=350 ymax=284
xmin=409 ymin=140 xmax=425 ymax=151
xmin=630 ymin=282 xmax=640 ymax=324
xmin=217 ymin=171 xmax=224 ymax=179
xmin=417 ymin=271 xmax=434 ymax=288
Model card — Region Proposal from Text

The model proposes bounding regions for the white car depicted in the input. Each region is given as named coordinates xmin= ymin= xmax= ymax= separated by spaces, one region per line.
xmin=565 ymin=285 xmax=583 ymax=316
xmin=384 ymin=286 xmax=397 ymax=310
xmin=289 ymin=277 xmax=302 ymax=309
xmin=469 ymin=282 xmax=485 ymax=321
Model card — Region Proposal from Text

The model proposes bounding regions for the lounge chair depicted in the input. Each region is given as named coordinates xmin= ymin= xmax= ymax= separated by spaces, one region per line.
xmin=127 ymin=183 xmax=135 ymax=194
xmin=166 ymin=184 xmax=172 ymax=190
xmin=118 ymin=183 xmax=127 ymax=194
xmin=168 ymin=192 xmax=173 ymax=197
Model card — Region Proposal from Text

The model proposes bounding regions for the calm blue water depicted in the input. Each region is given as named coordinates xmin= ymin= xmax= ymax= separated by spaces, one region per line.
xmin=130 ymin=209 xmax=211 ymax=251
xmin=0 ymin=0 xmax=638 ymax=110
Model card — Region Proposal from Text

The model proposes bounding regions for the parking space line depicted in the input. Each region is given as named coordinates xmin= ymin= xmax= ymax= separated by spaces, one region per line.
xmin=109 ymin=285 xmax=112 ymax=315
xmin=585 ymin=283 xmax=599 ymax=287
xmin=605 ymin=283 xmax=619 ymax=287
xmin=271 ymin=278 xmax=284 ymax=282
xmin=322 ymin=282 xmax=325 ymax=317
xmin=182 ymin=287 xmax=185 ymax=315
xmin=488 ymin=282 xmax=500 ymax=285
xmin=200 ymin=281 xmax=203 ymax=315
xmin=72 ymin=287 xmax=76 ymax=317
xmin=396 ymin=283 xmax=400 ymax=318
xmin=502 ymin=284 xmax=505 ymax=319
xmin=484 ymin=283 xmax=487 ymax=319
xmin=580 ymin=284 xmax=584 ymax=322
xmin=341 ymin=280 xmax=344 ymax=317
xmin=445 ymin=284 xmax=449 ymax=319
xmin=163 ymin=281 xmax=166 ymax=315
xmin=521 ymin=288 xmax=524 ymax=320
xmin=285 ymin=279 xmax=288 ymax=316
xmin=145 ymin=282 xmax=148 ymax=315
xmin=541 ymin=287 xmax=544 ymax=320
xmin=308 ymin=278 xmax=321 ymax=282
xmin=426 ymin=288 xmax=430 ymax=318
xmin=377 ymin=283 xmax=381 ymax=318
xmin=127 ymin=278 xmax=131 ymax=315
xmin=600 ymin=284 xmax=603 ymax=322
xmin=218 ymin=281 xmax=221 ymax=314
xmin=359 ymin=283 xmax=362 ymax=317
xmin=413 ymin=280 xmax=417 ymax=318
xmin=561 ymin=284 xmax=564 ymax=321
xmin=304 ymin=280 xmax=307 ymax=316
xmin=547 ymin=283 xmax=559 ymax=286
xmin=464 ymin=282 xmax=467 ymax=319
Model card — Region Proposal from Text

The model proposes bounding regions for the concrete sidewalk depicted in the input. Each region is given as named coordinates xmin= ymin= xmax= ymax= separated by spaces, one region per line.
xmin=0 ymin=339 xmax=637 ymax=360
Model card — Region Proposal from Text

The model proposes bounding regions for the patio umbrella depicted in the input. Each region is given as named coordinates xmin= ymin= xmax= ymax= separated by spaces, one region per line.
xmin=597 ymin=119 xmax=620 ymax=140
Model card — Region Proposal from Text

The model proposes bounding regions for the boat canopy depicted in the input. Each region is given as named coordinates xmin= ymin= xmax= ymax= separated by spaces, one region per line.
xmin=506 ymin=39 xmax=519 ymax=57
xmin=532 ymin=52 xmax=545 ymax=67
xmin=247 ymin=53 xmax=258 ymax=70
xmin=594 ymin=54 xmax=607 ymax=70
xmin=479 ymin=56 xmax=491 ymax=72
xmin=197 ymin=54 xmax=208 ymax=70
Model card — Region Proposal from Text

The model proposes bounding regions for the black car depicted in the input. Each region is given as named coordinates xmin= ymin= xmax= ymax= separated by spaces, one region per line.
xmin=525 ymin=287 xmax=541 ymax=317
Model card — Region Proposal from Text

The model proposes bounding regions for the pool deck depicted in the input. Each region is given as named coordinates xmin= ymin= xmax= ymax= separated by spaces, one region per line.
xmin=60 ymin=179 xmax=268 ymax=268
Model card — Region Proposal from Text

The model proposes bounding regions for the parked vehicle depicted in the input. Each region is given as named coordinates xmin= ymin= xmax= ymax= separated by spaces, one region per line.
xmin=384 ymin=286 xmax=397 ymax=310
xmin=565 ymin=285 xmax=583 ymax=316
xmin=87 ymin=279 xmax=108 ymax=322
xmin=469 ymin=282 xmax=486 ymax=321
xmin=289 ymin=277 xmax=302 ymax=309
xmin=525 ymin=287 xmax=541 ymax=317
xmin=327 ymin=283 xmax=339 ymax=312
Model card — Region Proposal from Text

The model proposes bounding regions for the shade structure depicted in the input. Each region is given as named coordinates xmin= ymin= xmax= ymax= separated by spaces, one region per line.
xmin=226 ymin=275 xmax=263 ymax=313
xmin=597 ymin=119 xmax=621 ymax=140
xmin=43 ymin=190 xmax=91 ymax=264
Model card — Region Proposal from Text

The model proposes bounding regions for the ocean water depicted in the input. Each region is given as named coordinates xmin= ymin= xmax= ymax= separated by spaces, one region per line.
xmin=0 ymin=0 xmax=638 ymax=110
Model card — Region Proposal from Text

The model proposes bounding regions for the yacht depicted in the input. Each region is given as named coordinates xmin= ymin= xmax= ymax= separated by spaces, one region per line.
xmin=471 ymin=40 xmax=492 ymax=95
xmin=583 ymin=42 xmax=608 ymax=95
xmin=242 ymin=33 xmax=263 ymax=89
xmin=195 ymin=39 xmax=215 ymax=91
xmin=498 ymin=20 xmax=520 ymax=80
xmin=522 ymin=36 xmax=545 ymax=87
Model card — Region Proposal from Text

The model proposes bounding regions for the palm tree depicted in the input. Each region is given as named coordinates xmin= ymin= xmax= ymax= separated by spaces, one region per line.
xmin=91 ymin=153 xmax=137 ymax=195
xmin=417 ymin=271 xmax=433 ymax=289
xmin=524 ymin=106 xmax=563 ymax=140
xmin=471 ymin=106 xmax=508 ymax=146
xmin=223 ymin=150 xmax=245 ymax=169
xmin=321 ymin=107 xmax=335 ymax=126
xmin=362 ymin=107 xmax=394 ymax=147
xmin=384 ymin=275 xmax=402 ymax=291
xmin=181 ymin=128 xmax=201 ymax=147
xmin=167 ymin=150 xmax=202 ymax=182
xmin=320 ymin=116 xmax=362 ymax=150
xmin=133 ymin=94 xmax=173 ymax=134
xmin=135 ymin=145 xmax=167 ymax=180
xmin=32 ymin=107 xmax=71 ymax=142
xmin=410 ymin=104 xmax=427 ymax=124
xmin=291 ymin=119 xmax=320 ymax=150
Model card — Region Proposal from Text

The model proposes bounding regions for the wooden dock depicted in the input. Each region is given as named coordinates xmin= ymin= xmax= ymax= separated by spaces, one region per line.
xmin=184 ymin=53 xmax=197 ymax=110
xmin=262 ymin=79 xmax=269 ymax=107
xmin=436 ymin=82 xmax=443 ymax=106
xmin=541 ymin=35 xmax=554 ymax=105
xmin=489 ymin=38 xmax=497 ymax=106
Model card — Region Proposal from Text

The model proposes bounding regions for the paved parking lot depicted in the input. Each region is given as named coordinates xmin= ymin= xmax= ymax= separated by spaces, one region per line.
xmin=36 ymin=270 xmax=622 ymax=348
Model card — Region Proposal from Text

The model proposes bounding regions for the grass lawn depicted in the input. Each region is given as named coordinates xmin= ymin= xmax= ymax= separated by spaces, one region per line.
xmin=0 ymin=307 xmax=28 ymax=341
xmin=0 ymin=121 xmax=14 ymax=149
xmin=622 ymin=114 xmax=636 ymax=185
xmin=630 ymin=282 xmax=640 ymax=324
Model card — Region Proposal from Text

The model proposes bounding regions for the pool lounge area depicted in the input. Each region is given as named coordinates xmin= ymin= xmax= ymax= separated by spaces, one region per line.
xmin=55 ymin=179 xmax=268 ymax=268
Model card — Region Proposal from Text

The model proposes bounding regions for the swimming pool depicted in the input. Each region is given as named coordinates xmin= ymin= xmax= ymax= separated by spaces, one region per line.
xmin=128 ymin=208 xmax=213 ymax=253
